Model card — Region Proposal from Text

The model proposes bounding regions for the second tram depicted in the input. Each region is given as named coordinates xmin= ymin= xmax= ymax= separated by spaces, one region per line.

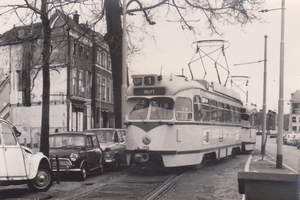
xmin=240 ymin=104 xmax=258 ymax=152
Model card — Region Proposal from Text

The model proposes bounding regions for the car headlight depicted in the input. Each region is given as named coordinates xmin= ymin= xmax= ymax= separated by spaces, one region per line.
xmin=70 ymin=153 xmax=79 ymax=162
xmin=104 ymin=149 xmax=112 ymax=158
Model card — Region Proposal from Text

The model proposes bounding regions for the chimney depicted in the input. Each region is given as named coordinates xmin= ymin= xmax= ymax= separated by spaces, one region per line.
xmin=73 ymin=11 xmax=79 ymax=24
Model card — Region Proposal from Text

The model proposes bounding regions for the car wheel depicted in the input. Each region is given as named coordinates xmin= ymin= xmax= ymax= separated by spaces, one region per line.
xmin=97 ymin=160 xmax=104 ymax=175
xmin=79 ymin=163 xmax=87 ymax=181
xmin=27 ymin=164 xmax=53 ymax=192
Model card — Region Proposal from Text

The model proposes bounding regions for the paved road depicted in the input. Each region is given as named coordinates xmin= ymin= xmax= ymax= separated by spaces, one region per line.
xmin=256 ymin=135 xmax=300 ymax=173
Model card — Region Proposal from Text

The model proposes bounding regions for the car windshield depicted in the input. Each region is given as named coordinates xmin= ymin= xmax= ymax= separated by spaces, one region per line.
xmin=49 ymin=135 xmax=85 ymax=148
xmin=96 ymin=131 xmax=115 ymax=143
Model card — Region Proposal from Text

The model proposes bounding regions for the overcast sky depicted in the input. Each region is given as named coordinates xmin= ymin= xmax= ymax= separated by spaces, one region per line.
xmin=0 ymin=0 xmax=299 ymax=114
xmin=128 ymin=0 xmax=300 ymax=114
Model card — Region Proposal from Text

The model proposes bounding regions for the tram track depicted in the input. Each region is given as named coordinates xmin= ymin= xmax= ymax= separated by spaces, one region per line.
xmin=142 ymin=173 xmax=185 ymax=200
xmin=55 ymin=169 xmax=187 ymax=200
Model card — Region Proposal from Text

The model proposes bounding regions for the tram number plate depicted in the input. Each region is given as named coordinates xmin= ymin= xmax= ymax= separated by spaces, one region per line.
xmin=134 ymin=87 xmax=165 ymax=95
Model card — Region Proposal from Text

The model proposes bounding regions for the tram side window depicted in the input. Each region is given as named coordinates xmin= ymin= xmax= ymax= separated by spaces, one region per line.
xmin=175 ymin=97 xmax=192 ymax=121
xmin=217 ymin=102 xmax=224 ymax=123
xmin=250 ymin=113 xmax=258 ymax=127
xmin=224 ymin=104 xmax=231 ymax=123
xmin=235 ymin=107 xmax=241 ymax=124
xmin=193 ymin=96 xmax=202 ymax=121
xmin=211 ymin=100 xmax=218 ymax=122
xmin=202 ymin=98 xmax=211 ymax=122
xmin=231 ymin=106 xmax=236 ymax=123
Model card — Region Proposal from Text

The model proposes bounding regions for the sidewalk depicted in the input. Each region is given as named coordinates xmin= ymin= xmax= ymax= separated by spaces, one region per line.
xmin=239 ymin=148 xmax=300 ymax=200
xmin=246 ymin=148 xmax=297 ymax=174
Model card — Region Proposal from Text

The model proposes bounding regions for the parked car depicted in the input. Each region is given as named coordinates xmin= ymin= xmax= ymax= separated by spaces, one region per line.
xmin=0 ymin=118 xmax=53 ymax=191
xmin=85 ymin=128 xmax=126 ymax=171
xmin=49 ymin=131 xmax=104 ymax=181
xmin=269 ymin=130 xmax=277 ymax=138
xmin=292 ymin=134 xmax=300 ymax=146
xmin=284 ymin=133 xmax=297 ymax=145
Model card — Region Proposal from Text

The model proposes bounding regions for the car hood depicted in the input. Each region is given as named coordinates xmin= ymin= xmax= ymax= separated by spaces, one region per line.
xmin=100 ymin=143 xmax=119 ymax=150
xmin=49 ymin=147 xmax=82 ymax=158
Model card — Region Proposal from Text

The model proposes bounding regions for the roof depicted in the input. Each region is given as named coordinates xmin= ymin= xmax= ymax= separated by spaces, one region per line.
xmin=0 ymin=23 xmax=42 ymax=45
xmin=291 ymin=90 xmax=300 ymax=103
xmin=0 ymin=9 xmax=102 ymax=45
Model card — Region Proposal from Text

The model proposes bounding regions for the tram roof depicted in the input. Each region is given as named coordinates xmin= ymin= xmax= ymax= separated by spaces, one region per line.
xmin=127 ymin=74 xmax=241 ymax=101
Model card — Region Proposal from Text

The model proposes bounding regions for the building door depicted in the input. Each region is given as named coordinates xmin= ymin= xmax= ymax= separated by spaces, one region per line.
xmin=72 ymin=106 xmax=84 ymax=131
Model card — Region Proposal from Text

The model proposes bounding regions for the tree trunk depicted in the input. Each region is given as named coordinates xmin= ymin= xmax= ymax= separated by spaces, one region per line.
xmin=104 ymin=0 xmax=123 ymax=128
xmin=39 ymin=0 xmax=51 ymax=157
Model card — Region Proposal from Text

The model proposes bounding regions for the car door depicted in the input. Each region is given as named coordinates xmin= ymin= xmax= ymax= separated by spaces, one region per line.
xmin=85 ymin=135 xmax=100 ymax=169
xmin=0 ymin=121 xmax=27 ymax=179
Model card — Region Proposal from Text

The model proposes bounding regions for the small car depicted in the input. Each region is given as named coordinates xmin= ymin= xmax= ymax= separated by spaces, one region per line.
xmin=49 ymin=131 xmax=104 ymax=181
xmin=0 ymin=118 xmax=53 ymax=191
xmin=269 ymin=130 xmax=277 ymax=138
xmin=85 ymin=128 xmax=126 ymax=171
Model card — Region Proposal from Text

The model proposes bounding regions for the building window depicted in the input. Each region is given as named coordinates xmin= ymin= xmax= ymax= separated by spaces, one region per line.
xmin=97 ymin=75 xmax=101 ymax=100
xmin=102 ymin=51 xmax=107 ymax=69
xmin=107 ymin=79 xmax=111 ymax=103
xmin=292 ymin=117 xmax=296 ymax=123
xmin=107 ymin=56 xmax=111 ymax=71
xmin=97 ymin=50 xmax=101 ymax=64
xmin=85 ymin=71 xmax=91 ymax=97
xmin=79 ymin=70 xmax=83 ymax=96
xmin=72 ymin=68 xmax=77 ymax=95
xmin=73 ymin=43 xmax=77 ymax=56
xmin=102 ymin=78 xmax=106 ymax=101
xmin=79 ymin=45 xmax=83 ymax=57
xmin=86 ymin=49 xmax=90 ymax=60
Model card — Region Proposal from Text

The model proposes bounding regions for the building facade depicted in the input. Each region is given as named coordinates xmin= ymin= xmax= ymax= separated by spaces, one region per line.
xmin=0 ymin=10 xmax=114 ymax=146
xmin=290 ymin=90 xmax=300 ymax=132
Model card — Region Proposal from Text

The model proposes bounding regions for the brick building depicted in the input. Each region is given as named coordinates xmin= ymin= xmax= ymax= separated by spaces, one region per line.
xmin=0 ymin=10 xmax=114 ymax=146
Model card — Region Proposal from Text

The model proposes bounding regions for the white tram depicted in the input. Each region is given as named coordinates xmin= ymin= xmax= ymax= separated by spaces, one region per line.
xmin=125 ymin=74 xmax=244 ymax=168
xmin=240 ymin=104 xmax=258 ymax=152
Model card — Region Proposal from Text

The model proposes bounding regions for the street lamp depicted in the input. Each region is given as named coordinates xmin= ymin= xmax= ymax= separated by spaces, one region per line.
xmin=260 ymin=0 xmax=285 ymax=168
xmin=234 ymin=36 xmax=268 ymax=157
xmin=277 ymin=0 xmax=285 ymax=169
xmin=259 ymin=1 xmax=285 ymax=168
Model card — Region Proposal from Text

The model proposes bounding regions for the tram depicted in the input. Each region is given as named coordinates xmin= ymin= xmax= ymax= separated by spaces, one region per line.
xmin=240 ymin=104 xmax=258 ymax=152
xmin=124 ymin=74 xmax=244 ymax=168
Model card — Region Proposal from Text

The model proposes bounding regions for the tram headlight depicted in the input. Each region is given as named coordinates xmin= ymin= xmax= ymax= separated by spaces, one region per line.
xmin=133 ymin=77 xmax=142 ymax=86
xmin=142 ymin=136 xmax=151 ymax=145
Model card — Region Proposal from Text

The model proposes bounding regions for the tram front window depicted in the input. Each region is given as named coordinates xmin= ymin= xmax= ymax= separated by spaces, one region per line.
xmin=128 ymin=98 xmax=174 ymax=120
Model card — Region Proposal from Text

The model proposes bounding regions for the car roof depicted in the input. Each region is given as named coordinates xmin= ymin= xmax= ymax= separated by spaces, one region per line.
xmin=50 ymin=131 xmax=97 ymax=136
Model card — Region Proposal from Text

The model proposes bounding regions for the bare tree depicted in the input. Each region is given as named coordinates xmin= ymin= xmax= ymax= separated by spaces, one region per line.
xmin=0 ymin=0 xmax=264 ymax=155
xmin=104 ymin=0 xmax=264 ymax=128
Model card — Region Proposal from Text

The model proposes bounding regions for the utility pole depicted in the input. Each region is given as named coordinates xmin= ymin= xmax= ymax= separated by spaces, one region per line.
xmin=261 ymin=35 xmax=267 ymax=156
xmin=121 ymin=0 xmax=127 ymax=129
xmin=276 ymin=0 xmax=285 ymax=169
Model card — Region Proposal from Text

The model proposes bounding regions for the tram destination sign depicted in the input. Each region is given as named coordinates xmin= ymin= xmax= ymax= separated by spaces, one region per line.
xmin=134 ymin=87 xmax=166 ymax=95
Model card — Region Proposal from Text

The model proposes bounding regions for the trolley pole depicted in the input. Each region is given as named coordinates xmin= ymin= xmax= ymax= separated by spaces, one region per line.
xmin=261 ymin=35 xmax=267 ymax=156
xmin=121 ymin=0 xmax=127 ymax=129
xmin=276 ymin=0 xmax=285 ymax=169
